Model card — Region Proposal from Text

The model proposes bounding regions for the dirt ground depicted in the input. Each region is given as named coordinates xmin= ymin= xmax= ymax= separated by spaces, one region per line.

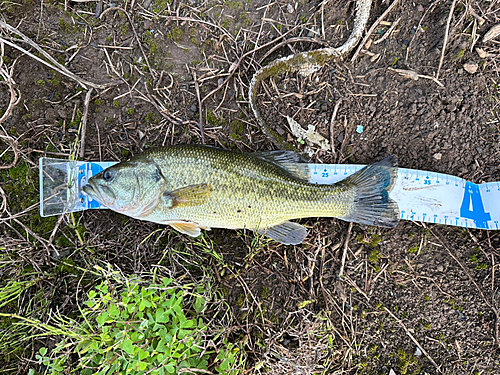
xmin=1 ymin=0 xmax=500 ymax=373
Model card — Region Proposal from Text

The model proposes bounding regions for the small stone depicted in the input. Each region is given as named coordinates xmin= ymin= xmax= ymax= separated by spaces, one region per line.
xmin=275 ymin=125 xmax=286 ymax=136
xmin=433 ymin=152 xmax=442 ymax=161
xmin=463 ymin=63 xmax=478 ymax=74
xmin=57 ymin=109 xmax=69 ymax=119
xmin=287 ymin=3 xmax=294 ymax=13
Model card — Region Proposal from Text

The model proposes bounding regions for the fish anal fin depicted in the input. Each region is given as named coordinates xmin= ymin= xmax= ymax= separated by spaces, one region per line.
xmin=170 ymin=222 xmax=202 ymax=237
xmin=257 ymin=221 xmax=307 ymax=245
xmin=163 ymin=183 xmax=211 ymax=208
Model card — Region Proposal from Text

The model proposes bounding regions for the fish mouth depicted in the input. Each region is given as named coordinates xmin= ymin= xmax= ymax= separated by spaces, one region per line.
xmin=82 ymin=182 xmax=108 ymax=206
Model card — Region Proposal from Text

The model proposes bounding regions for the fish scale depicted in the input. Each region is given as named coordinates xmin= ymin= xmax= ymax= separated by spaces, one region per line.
xmin=143 ymin=146 xmax=354 ymax=229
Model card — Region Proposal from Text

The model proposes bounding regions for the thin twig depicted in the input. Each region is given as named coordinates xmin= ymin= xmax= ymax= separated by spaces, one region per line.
xmin=201 ymin=26 xmax=301 ymax=104
xmin=436 ymin=0 xmax=457 ymax=80
xmin=427 ymin=225 xmax=500 ymax=349
xmin=0 ymin=60 xmax=21 ymax=126
xmin=373 ymin=17 xmax=401 ymax=45
xmin=0 ymin=20 xmax=106 ymax=89
xmin=383 ymin=307 xmax=441 ymax=372
xmin=388 ymin=67 xmax=444 ymax=87
xmin=329 ymin=98 xmax=343 ymax=157
xmin=406 ymin=0 xmax=441 ymax=62
xmin=95 ymin=120 xmax=102 ymax=162
xmin=351 ymin=0 xmax=401 ymax=62
xmin=339 ymin=222 xmax=353 ymax=278
xmin=79 ymin=88 xmax=93 ymax=159
xmin=100 ymin=7 xmax=156 ymax=79
xmin=192 ymin=71 xmax=205 ymax=144
xmin=337 ymin=115 xmax=349 ymax=163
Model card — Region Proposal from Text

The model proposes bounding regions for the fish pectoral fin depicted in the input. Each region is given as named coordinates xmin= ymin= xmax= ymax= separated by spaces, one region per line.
xmin=256 ymin=221 xmax=307 ymax=245
xmin=170 ymin=222 xmax=203 ymax=237
xmin=163 ymin=183 xmax=212 ymax=208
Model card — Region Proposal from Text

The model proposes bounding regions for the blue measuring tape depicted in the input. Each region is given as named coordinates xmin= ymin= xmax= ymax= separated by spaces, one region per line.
xmin=309 ymin=164 xmax=498 ymax=230
xmin=39 ymin=158 xmax=499 ymax=230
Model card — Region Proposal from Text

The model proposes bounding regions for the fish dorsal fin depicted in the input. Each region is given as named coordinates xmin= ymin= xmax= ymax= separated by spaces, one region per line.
xmin=256 ymin=221 xmax=307 ymax=245
xmin=254 ymin=150 xmax=307 ymax=164
xmin=163 ymin=183 xmax=211 ymax=208
xmin=277 ymin=163 xmax=311 ymax=181
xmin=170 ymin=222 xmax=202 ymax=237
xmin=253 ymin=151 xmax=311 ymax=181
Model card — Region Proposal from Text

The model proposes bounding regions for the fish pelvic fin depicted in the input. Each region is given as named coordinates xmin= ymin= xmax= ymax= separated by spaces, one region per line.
xmin=170 ymin=222 xmax=203 ymax=237
xmin=340 ymin=155 xmax=400 ymax=228
xmin=257 ymin=221 xmax=307 ymax=245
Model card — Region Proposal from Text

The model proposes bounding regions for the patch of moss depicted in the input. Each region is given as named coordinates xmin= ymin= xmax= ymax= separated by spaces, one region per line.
xmin=143 ymin=30 xmax=159 ymax=54
xmin=153 ymin=0 xmax=172 ymax=13
xmin=58 ymin=17 xmax=79 ymax=34
xmin=168 ymin=27 xmax=183 ymax=43
xmin=229 ymin=120 xmax=245 ymax=141
xmin=236 ymin=294 xmax=245 ymax=307
xmin=260 ymin=287 xmax=269 ymax=300
xmin=224 ymin=0 xmax=242 ymax=9
xmin=205 ymin=110 xmax=224 ymax=127
xmin=407 ymin=246 xmax=418 ymax=253
xmin=0 ymin=157 xmax=60 ymax=242
xmin=397 ymin=348 xmax=421 ymax=375
xmin=145 ymin=111 xmax=160 ymax=125
xmin=120 ymin=23 xmax=128 ymax=36
xmin=120 ymin=148 xmax=131 ymax=158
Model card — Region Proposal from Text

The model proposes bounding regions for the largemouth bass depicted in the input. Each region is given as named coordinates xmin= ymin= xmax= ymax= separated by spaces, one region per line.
xmin=83 ymin=145 xmax=399 ymax=245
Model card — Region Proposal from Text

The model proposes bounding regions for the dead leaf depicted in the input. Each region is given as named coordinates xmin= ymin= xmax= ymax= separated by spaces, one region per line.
xmin=463 ymin=63 xmax=478 ymax=74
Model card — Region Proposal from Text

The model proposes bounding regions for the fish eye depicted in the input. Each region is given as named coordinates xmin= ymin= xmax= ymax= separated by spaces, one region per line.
xmin=103 ymin=170 xmax=114 ymax=182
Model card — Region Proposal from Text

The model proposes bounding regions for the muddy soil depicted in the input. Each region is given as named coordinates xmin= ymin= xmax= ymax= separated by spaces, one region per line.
xmin=1 ymin=0 xmax=500 ymax=373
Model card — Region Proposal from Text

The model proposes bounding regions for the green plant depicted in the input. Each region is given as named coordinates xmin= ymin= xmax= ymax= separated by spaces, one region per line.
xmin=35 ymin=276 xmax=211 ymax=374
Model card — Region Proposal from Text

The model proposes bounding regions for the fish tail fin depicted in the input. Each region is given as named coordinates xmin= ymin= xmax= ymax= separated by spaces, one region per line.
xmin=340 ymin=155 xmax=400 ymax=228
